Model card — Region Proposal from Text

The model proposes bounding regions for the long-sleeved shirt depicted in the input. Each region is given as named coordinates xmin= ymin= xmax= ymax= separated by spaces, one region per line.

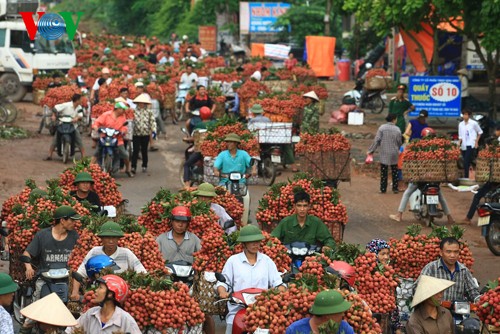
xmin=286 ymin=318 xmax=354 ymax=334
xmin=271 ymin=214 xmax=336 ymax=249
xmin=231 ymin=92 xmax=240 ymax=113
xmin=458 ymin=119 xmax=482 ymax=150
xmin=92 ymin=110 xmax=128 ymax=146
xmin=215 ymin=251 xmax=283 ymax=325
xmin=210 ymin=203 xmax=236 ymax=234
xmin=76 ymin=246 xmax=147 ymax=279
xmin=368 ymin=122 xmax=402 ymax=165
xmin=406 ymin=305 xmax=453 ymax=334
xmin=67 ymin=306 xmax=141 ymax=334
xmin=0 ymin=306 xmax=14 ymax=334
xmin=419 ymin=259 xmax=480 ymax=302
xmin=132 ymin=106 xmax=156 ymax=137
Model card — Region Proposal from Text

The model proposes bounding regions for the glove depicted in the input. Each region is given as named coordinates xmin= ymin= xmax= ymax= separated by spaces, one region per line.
xmin=152 ymin=132 xmax=157 ymax=139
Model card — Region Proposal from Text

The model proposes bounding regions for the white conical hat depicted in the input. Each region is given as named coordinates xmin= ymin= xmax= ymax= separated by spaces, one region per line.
xmin=133 ymin=93 xmax=152 ymax=104
xmin=411 ymin=275 xmax=455 ymax=308
xmin=21 ymin=293 xmax=78 ymax=327
xmin=303 ymin=91 xmax=319 ymax=101
xmin=114 ymin=97 xmax=129 ymax=106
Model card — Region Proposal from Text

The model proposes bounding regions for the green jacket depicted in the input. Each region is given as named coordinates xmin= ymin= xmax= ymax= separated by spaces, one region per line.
xmin=271 ymin=214 xmax=336 ymax=249
xmin=388 ymin=97 xmax=413 ymax=134
xmin=301 ymin=103 xmax=319 ymax=134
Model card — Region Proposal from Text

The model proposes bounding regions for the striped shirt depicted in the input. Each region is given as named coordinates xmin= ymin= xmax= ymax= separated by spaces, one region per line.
xmin=77 ymin=246 xmax=147 ymax=279
xmin=419 ymin=259 xmax=479 ymax=302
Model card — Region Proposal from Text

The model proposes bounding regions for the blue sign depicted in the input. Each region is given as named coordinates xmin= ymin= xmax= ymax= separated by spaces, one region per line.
xmin=249 ymin=2 xmax=291 ymax=33
xmin=409 ymin=76 xmax=462 ymax=117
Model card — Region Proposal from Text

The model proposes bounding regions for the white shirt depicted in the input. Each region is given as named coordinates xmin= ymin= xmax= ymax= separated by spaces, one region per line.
xmin=180 ymin=72 xmax=199 ymax=87
xmin=250 ymin=70 xmax=262 ymax=81
xmin=76 ymin=246 xmax=147 ymax=279
xmin=92 ymin=77 xmax=112 ymax=90
xmin=159 ymin=56 xmax=175 ymax=65
xmin=215 ymin=252 xmax=283 ymax=324
xmin=460 ymin=75 xmax=469 ymax=98
xmin=182 ymin=56 xmax=198 ymax=63
xmin=67 ymin=306 xmax=141 ymax=334
xmin=210 ymin=203 xmax=236 ymax=234
xmin=54 ymin=101 xmax=83 ymax=129
xmin=0 ymin=306 xmax=14 ymax=334
xmin=458 ymin=119 xmax=483 ymax=150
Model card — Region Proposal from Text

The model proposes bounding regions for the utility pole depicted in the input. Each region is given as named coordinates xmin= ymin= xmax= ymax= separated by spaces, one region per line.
xmin=325 ymin=0 xmax=332 ymax=36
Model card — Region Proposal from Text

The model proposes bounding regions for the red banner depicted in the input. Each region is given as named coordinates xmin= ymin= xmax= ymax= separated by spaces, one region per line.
xmin=198 ymin=26 xmax=217 ymax=52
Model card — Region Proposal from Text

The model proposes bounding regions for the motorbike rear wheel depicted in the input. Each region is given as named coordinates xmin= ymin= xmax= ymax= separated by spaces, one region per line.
xmin=261 ymin=158 xmax=276 ymax=186
xmin=485 ymin=218 xmax=500 ymax=256
xmin=368 ymin=94 xmax=385 ymax=114
xmin=13 ymin=286 xmax=32 ymax=324
xmin=1 ymin=101 xmax=18 ymax=123
xmin=103 ymin=154 xmax=113 ymax=175
xmin=62 ymin=141 xmax=71 ymax=164
xmin=179 ymin=161 xmax=186 ymax=187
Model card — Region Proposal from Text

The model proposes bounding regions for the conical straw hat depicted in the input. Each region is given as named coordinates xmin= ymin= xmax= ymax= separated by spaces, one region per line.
xmin=133 ymin=93 xmax=152 ymax=104
xmin=411 ymin=275 xmax=455 ymax=308
xmin=303 ymin=91 xmax=319 ymax=101
xmin=21 ymin=293 xmax=78 ymax=327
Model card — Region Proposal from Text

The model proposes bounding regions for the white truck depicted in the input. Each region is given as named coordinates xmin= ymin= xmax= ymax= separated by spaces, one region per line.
xmin=0 ymin=0 xmax=76 ymax=101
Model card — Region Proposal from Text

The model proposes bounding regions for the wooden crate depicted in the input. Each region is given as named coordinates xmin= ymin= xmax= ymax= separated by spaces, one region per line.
xmin=402 ymin=160 xmax=458 ymax=182
xmin=300 ymin=151 xmax=351 ymax=181
xmin=475 ymin=158 xmax=500 ymax=182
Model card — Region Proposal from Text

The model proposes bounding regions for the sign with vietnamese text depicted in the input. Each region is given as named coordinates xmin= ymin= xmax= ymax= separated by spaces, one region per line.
xmin=198 ymin=26 xmax=217 ymax=52
xmin=409 ymin=76 xmax=461 ymax=117
xmin=248 ymin=2 xmax=290 ymax=33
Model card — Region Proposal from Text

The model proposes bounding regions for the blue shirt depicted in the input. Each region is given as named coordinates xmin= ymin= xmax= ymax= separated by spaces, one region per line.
xmin=286 ymin=318 xmax=354 ymax=334
xmin=409 ymin=119 xmax=428 ymax=141
xmin=231 ymin=92 xmax=240 ymax=113
xmin=214 ymin=149 xmax=252 ymax=184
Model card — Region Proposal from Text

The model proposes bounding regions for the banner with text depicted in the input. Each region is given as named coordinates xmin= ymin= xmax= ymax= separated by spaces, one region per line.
xmin=409 ymin=76 xmax=461 ymax=117
xmin=198 ymin=26 xmax=217 ymax=52
xmin=240 ymin=2 xmax=291 ymax=33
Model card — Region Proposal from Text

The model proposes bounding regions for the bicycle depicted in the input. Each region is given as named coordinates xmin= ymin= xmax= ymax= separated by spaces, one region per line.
xmin=0 ymin=94 xmax=18 ymax=124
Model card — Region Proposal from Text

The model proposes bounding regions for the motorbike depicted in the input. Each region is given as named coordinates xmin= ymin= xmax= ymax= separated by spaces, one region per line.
xmin=477 ymin=202 xmax=500 ymax=256
xmin=409 ymin=183 xmax=443 ymax=226
xmin=97 ymin=127 xmax=122 ymax=175
xmin=343 ymin=78 xmax=386 ymax=114
xmin=179 ymin=127 xmax=204 ymax=187
xmin=0 ymin=92 xmax=18 ymax=124
xmin=166 ymin=260 xmax=195 ymax=287
xmin=14 ymin=256 xmax=71 ymax=323
xmin=175 ymin=84 xmax=191 ymax=122
xmin=285 ymin=242 xmax=320 ymax=274
xmin=255 ymin=149 xmax=277 ymax=186
xmin=38 ymin=105 xmax=57 ymax=135
xmin=220 ymin=172 xmax=250 ymax=225
xmin=56 ymin=116 xmax=77 ymax=164
xmin=442 ymin=300 xmax=481 ymax=334
xmin=215 ymin=273 xmax=267 ymax=334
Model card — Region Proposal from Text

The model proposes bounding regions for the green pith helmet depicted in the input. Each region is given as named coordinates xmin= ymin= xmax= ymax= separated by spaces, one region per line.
xmin=237 ymin=225 xmax=264 ymax=243
xmin=73 ymin=172 xmax=94 ymax=185
xmin=97 ymin=221 xmax=124 ymax=238
xmin=0 ymin=273 xmax=19 ymax=295
xmin=53 ymin=206 xmax=82 ymax=220
xmin=224 ymin=133 xmax=241 ymax=143
xmin=193 ymin=183 xmax=217 ymax=197
xmin=309 ymin=290 xmax=352 ymax=315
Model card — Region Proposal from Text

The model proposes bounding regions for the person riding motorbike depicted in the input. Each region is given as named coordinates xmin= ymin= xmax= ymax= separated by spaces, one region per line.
xmin=44 ymin=94 xmax=85 ymax=161
xmin=389 ymin=127 xmax=455 ymax=224
xmin=91 ymin=102 xmax=134 ymax=177
xmin=185 ymin=85 xmax=215 ymax=115
xmin=216 ymin=225 xmax=286 ymax=334
xmin=286 ymin=290 xmax=355 ymax=334
xmin=271 ymin=191 xmax=336 ymax=252
xmin=182 ymin=107 xmax=212 ymax=189
xmin=0 ymin=273 xmax=18 ymax=334
xmin=213 ymin=133 xmax=256 ymax=186
xmin=70 ymin=172 xmax=101 ymax=212
xmin=70 ymin=221 xmax=146 ymax=302
xmin=193 ymin=183 xmax=237 ymax=235
xmin=66 ymin=275 xmax=141 ymax=334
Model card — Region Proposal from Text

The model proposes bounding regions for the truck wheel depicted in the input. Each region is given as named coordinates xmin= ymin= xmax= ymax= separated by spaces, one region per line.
xmin=0 ymin=73 xmax=27 ymax=102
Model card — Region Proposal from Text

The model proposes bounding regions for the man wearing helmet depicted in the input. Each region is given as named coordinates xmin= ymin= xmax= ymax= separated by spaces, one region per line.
xmin=70 ymin=221 xmax=146 ymax=302
xmin=91 ymin=102 xmax=134 ymax=177
xmin=90 ymin=67 xmax=112 ymax=104
xmin=216 ymin=225 xmax=285 ymax=334
xmin=193 ymin=183 xmax=237 ymax=235
xmin=271 ymin=191 xmax=336 ymax=252
xmin=156 ymin=206 xmax=201 ymax=264
xmin=70 ymin=172 xmax=101 ymax=211
xmin=67 ymin=274 xmax=141 ymax=334
xmin=388 ymin=84 xmax=415 ymax=135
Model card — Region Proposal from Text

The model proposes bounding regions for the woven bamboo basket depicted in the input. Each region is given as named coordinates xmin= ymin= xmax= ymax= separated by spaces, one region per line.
xmin=327 ymin=221 xmax=344 ymax=243
xmin=262 ymin=80 xmax=291 ymax=92
xmin=163 ymin=93 xmax=176 ymax=109
xmin=299 ymin=150 xmax=351 ymax=181
xmin=402 ymin=160 xmax=458 ymax=182
xmin=213 ymin=102 xmax=226 ymax=119
xmin=475 ymin=158 xmax=500 ymax=182
xmin=33 ymin=89 xmax=46 ymax=105
xmin=192 ymin=272 xmax=228 ymax=316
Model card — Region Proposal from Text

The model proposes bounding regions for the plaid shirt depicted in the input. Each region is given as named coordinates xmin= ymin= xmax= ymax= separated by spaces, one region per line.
xmin=133 ymin=107 xmax=156 ymax=136
xmin=368 ymin=122 xmax=402 ymax=165
xmin=420 ymin=259 xmax=480 ymax=302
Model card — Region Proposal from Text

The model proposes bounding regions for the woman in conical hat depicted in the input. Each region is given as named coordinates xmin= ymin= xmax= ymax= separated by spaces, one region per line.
xmin=406 ymin=275 xmax=455 ymax=334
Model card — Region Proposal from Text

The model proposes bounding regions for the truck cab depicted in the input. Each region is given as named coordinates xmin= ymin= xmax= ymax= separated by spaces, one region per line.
xmin=0 ymin=0 xmax=76 ymax=101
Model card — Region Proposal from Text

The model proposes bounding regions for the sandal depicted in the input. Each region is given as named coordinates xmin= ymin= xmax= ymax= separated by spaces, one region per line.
xmin=125 ymin=171 xmax=134 ymax=178
xmin=389 ymin=214 xmax=401 ymax=222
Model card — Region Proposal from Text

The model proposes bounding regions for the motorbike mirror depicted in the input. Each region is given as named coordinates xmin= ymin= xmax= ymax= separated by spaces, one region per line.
xmin=72 ymin=272 xmax=85 ymax=284
xmin=215 ymin=273 xmax=226 ymax=283
xmin=282 ymin=273 xmax=295 ymax=283
xmin=19 ymin=255 xmax=32 ymax=264
xmin=181 ymin=127 xmax=188 ymax=135
xmin=0 ymin=228 xmax=8 ymax=237
xmin=223 ymin=220 xmax=235 ymax=230
xmin=98 ymin=209 xmax=109 ymax=217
